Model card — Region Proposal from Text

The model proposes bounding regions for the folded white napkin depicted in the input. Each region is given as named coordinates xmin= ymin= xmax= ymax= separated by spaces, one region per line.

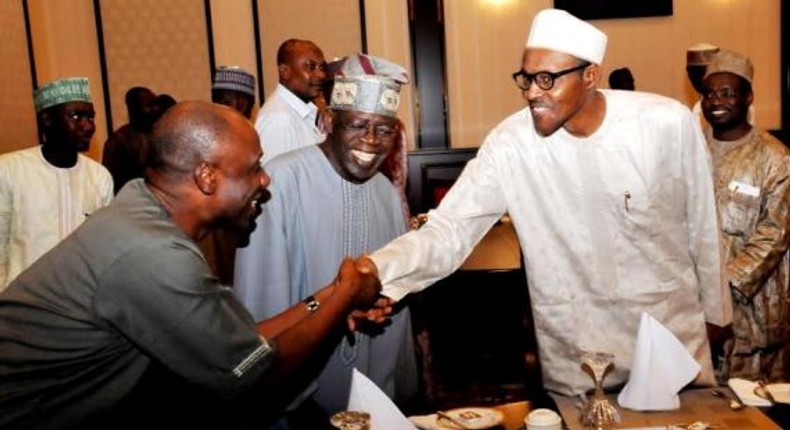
xmin=347 ymin=368 xmax=418 ymax=430
xmin=617 ymin=312 xmax=701 ymax=411
xmin=728 ymin=377 xmax=772 ymax=407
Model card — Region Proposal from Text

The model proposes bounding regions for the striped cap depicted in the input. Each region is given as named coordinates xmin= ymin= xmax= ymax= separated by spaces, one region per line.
xmin=33 ymin=77 xmax=91 ymax=113
xmin=212 ymin=66 xmax=255 ymax=97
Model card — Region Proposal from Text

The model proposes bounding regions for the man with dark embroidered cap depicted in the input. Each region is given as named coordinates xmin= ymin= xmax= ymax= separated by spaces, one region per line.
xmin=212 ymin=65 xmax=256 ymax=119
xmin=0 ymin=76 xmax=113 ymax=290
xmin=0 ymin=101 xmax=382 ymax=429
xmin=702 ymin=49 xmax=790 ymax=382
xmin=235 ymin=53 xmax=417 ymax=420
xmin=357 ymin=8 xmax=731 ymax=397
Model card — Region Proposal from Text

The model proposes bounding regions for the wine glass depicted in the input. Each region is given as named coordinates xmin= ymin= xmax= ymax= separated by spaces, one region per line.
xmin=580 ymin=351 xmax=620 ymax=430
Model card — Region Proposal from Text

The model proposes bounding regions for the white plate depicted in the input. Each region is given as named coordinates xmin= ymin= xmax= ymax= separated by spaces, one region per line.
xmin=766 ymin=383 xmax=790 ymax=404
xmin=435 ymin=407 xmax=504 ymax=429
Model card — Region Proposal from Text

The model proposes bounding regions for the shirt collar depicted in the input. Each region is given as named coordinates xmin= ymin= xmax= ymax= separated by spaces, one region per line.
xmin=275 ymin=83 xmax=318 ymax=120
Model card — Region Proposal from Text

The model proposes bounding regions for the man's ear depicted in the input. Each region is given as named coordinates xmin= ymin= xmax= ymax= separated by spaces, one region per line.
xmin=585 ymin=64 xmax=602 ymax=89
xmin=194 ymin=161 xmax=217 ymax=195
xmin=278 ymin=64 xmax=289 ymax=82
xmin=39 ymin=111 xmax=54 ymax=129
xmin=322 ymin=109 xmax=335 ymax=132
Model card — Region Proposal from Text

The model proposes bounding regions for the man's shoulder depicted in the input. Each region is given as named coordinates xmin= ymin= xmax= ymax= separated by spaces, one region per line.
xmin=754 ymin=129 xmax=790 ymax=158
xmin=0 ymin=146 xmax=39 ymax=164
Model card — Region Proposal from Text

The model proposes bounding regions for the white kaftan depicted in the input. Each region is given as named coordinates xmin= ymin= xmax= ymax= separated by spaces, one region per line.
xmin=0 ymin=146 xmax=113 ymax=289
xmin=371 ymin=90 xmax=732 ymax=396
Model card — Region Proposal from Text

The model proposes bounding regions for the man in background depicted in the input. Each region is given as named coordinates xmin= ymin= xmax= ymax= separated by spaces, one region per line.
xmin=687 ymin=43 xmax=720 ymax=125
xmin=702 ymin=49 xmax=790 ymax=382
xmin=212 ymin=66 xmax=256 ymax=119
xmin=0 ymin=77 xmax=113 ymax=290
xmin=608 ymin=67 xmax=635 ymax=90
xmin=359 ymin=9 xmax=731 ymax=396
xmin=0 ymin=102 xmax=382 ymax=429
xmin=255 ymin=39 xmax=327 ymax=164
xmin=204 ymin=65 xmax=258 ymax=285
xmin=235 ymin=54 xmax=418 ymax=421
xmin=102 ymin=86 xmax=160 ymax=193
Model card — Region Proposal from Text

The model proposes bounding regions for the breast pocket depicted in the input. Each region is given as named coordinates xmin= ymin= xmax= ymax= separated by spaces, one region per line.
xmin=719 ymin=184 xmax=760 ymax=235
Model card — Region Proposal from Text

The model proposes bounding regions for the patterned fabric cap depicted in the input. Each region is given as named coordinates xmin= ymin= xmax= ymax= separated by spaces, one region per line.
xmin=213 ymin=66 xmax=255 ymax=97
xmin=705 ymin=49 xmax=754 ymax=85
xmin=329 ymin=53 xmax=409 ymax=118
xmin=34 ymin=77 xmax=91 ymax=113
xmin=526 ymin=8 xmax=608 ymax=65
xmin=686 ymin=43 xmax=719 ymax=66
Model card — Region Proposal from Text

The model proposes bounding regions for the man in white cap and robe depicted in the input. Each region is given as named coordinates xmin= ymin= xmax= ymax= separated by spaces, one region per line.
xmin=356 ymin=9 xmax=732 ymax=396
xmin=701 ymin=49 xmax=790 ymax=382
xmin=0 ymin=77 xmax=113 ymax=290
xmin=234 ymin=53 xmax=417 ymax=423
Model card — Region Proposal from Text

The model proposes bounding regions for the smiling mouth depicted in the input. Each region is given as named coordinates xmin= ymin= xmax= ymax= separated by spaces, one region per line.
xmin=351 ymin=150 xmax=376 ymax=165
xmin=710 ymin=109 xmax=728 ymax=117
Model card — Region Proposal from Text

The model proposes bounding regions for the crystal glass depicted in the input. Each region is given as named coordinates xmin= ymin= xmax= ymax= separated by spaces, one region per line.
xmin=580 ymin=351 xmax=620 ymax=430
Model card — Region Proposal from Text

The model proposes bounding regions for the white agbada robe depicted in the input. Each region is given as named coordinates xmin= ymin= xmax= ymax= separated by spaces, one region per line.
xmin=254 ymin=83 xmax=325 ymax=165
xmin=234 ymin=146 xmax=417 ymax=413
xmin=0 ymin=146 xmax=113 ymax=289
xmin=371 ymin=90 xmax=732 ymax=396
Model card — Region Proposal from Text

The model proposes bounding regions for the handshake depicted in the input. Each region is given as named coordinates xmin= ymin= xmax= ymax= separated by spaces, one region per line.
xmin=330 ymin=256 xmax=397 ymax=333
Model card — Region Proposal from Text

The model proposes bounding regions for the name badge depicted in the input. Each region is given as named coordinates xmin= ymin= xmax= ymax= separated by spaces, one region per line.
xmin=728 ymin=180 xmax=760 ymax=197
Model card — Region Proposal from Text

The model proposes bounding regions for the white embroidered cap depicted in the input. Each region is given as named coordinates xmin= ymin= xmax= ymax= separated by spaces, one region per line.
xmin=526 ymin=8 xmax=608 ymax=65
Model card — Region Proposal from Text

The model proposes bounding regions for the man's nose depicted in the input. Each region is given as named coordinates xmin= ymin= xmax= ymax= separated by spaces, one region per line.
xmin=259 ymin=168 xmax=271 ymax=189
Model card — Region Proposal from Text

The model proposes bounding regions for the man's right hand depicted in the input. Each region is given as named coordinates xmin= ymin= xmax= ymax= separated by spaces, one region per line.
xmin=333 ymin=258 xmax=381 ymax=309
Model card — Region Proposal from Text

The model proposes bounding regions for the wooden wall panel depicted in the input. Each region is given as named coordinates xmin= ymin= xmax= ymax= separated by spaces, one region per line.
xmin=98 ymin=0 xmax=212 ymax=130
xmin=0 ymin=1 xmax=38 ymax=154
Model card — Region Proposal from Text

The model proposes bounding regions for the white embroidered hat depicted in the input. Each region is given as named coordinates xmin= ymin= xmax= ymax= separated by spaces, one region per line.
xmin=329 ymin=53 xmax=409 ymax=118
xmin=525 ymin=9 xmax=608 ymax=65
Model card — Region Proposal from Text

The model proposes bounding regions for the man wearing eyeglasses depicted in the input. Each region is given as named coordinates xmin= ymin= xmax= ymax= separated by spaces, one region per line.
xmin=702 ymin=50 xmax=790 ymax=383
xmin=255 ymin=39 xmax=327 ymax=165
xmin=235 ymin=54 xmax=417 ymax=425
xmin=0 ymin=77 xmax=113 ymax=290
xmin=357 ymin=8 xmax=732 ymax=397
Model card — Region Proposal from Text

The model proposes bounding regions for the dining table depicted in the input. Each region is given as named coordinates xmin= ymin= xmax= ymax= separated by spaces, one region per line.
xmin=548 ymin=387 xmax=782 ymax=429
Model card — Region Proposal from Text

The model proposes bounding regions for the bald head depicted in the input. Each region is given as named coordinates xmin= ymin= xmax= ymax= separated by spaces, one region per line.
xmin=147 ymin=101 xmax=256 ymax=178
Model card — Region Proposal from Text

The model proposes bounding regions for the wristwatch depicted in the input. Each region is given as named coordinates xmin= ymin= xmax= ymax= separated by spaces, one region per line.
xmin=302 ymin=295 xmax=320 ymax=313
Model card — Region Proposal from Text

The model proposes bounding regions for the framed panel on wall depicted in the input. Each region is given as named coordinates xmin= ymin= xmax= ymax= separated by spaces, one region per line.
xmin=554 ymin=0 xmax=672 ymax=20
xmin=95 ymin=0 xmax=214 ymax=132
xmin=0 ymin=0 xmax=38 ymax=154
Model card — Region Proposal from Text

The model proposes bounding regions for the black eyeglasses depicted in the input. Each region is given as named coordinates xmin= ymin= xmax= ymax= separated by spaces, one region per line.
xmin=512 ymin=62 xmax=591 ymax=91
xmin=339 ymin=120 xmax=398 ymax=139
xmin=703 ymin=87 xmax=739 ymax=101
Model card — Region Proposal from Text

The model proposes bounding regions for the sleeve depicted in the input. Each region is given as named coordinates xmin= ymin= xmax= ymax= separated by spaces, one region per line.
xmin=727 ymin=144 xmax=790 ymax=299
xmin=0 ymin=166 xmax=12 ymax=289
xmin=681 ymin=108 xmax=732 ymax=326
xmin=233 ymin=169 xmax=300 ymax=321
xmin=371 ymin=135 xmax=508 ymax=300
xmin=95 ymin=243 xmax=275 ymax=397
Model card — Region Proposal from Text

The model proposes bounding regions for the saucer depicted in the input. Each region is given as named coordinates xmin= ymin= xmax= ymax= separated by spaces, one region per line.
xmin=436 ymin=407 xmax=504 ymax=429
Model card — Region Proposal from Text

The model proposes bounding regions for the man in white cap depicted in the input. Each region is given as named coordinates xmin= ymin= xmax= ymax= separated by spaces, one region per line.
xmin=0 ymin=77 xmax=113 ymax=290
xmin=235 ymin=53 xmax=417 ymax=422
xmin=356 ymin=9 xmax=732 ymax=396
xmin=212 ymin=66 xmax=256 ymax=119
xmin=702 ymin=49 xmax=790 ymax=382
xmin=255 ymin=39 xmax=327 ymax=165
